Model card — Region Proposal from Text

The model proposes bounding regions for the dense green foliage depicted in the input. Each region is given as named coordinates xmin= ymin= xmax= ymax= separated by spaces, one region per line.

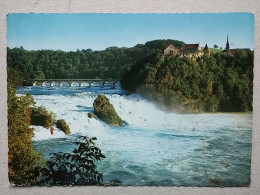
xmin=7 ymin=40 xmax=185 ymax=85
xmin=8 ymin=85 xmax=44 ymax=185
xmin=31 ymin=106 xmax=55 ymax=128
xmin=121 ymin=50 xmax=253 ymax=113
xmin=94 ymin=94 xmax=123 ymax=126
xmin=40 ymin=136 xmax=105 ymax=186
xmin=7 ymin=66 xmax=25 ymax=87
xmin=56 ymin=119 xmax=71 ymax=135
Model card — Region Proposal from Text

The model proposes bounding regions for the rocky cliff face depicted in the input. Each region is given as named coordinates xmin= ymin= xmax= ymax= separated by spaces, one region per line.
xmin=93 ymin=94 xmax=123 ymax=126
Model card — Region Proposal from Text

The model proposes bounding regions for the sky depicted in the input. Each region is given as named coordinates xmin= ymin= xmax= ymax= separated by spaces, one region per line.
xmin=7 ymin=13 xmax=254 ymax=51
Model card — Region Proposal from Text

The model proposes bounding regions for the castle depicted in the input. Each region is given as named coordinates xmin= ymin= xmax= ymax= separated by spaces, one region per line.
xmin=163 ymin=36 xmax=251 ymax=58
xmin=163 ymin=43 xmax=210 ymax=58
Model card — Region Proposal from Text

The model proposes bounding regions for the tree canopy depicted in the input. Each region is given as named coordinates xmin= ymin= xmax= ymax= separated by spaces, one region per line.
xmin=7 ymin=39 xmax=185 ymax=86
xmin=121 ymin=50 xmax=253 ymax=113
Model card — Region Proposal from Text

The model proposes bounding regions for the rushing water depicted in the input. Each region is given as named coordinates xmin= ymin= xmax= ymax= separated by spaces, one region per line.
xmin=17 ymin=84 xmax=252 ymax=186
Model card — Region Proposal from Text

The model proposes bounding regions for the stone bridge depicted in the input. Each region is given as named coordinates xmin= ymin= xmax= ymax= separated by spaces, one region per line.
xmin=30 ymin=79 xmax=120 ymax=88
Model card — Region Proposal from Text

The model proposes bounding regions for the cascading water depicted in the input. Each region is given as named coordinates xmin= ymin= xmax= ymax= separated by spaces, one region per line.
xmin=17 ymin=84 xmax=252 ymax=186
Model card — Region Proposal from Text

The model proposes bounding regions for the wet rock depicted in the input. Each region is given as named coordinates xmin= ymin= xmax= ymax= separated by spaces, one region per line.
xmin=50 ymin=127 xmax=54 ymax=135
xmin=93 ymin=94 xmax=123 ymax=126
xmin=88 ymin=112 xmax=96 ymax=119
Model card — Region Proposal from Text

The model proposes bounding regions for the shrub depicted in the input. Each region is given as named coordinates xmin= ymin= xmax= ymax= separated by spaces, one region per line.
xmin=56 ymin=119 xmax=71 ymax=135
xmin=40 ymin=136 xmax=105 ymax=186
xmin=31 ymin=106 xmax=55 ymax=128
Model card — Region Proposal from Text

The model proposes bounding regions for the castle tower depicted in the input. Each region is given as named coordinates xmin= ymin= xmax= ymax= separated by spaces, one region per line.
xmin=226 ymin=35 xmax=230 ymax=52
xmin=203 ymin=43 xmax=210 ymax=56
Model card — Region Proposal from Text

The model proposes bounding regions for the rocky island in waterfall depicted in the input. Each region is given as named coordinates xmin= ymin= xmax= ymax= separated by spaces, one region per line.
xmin=93 ymin=94 xmax=123 ymax=126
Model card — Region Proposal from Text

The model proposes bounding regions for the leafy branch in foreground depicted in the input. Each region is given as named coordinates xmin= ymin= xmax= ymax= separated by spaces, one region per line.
xmin=40 ymin=136 xmax=106 ymax=186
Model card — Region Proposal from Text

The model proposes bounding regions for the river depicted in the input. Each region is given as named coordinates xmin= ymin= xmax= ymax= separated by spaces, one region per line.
xmin=17 ymin=83 xmax=252 ymax=186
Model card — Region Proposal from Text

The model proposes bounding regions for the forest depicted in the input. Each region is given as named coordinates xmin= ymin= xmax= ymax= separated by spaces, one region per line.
xmin=121 ymin=50 xmax=253 ymax=113
xmin=7 ymin=39 xmax=185 ymax=86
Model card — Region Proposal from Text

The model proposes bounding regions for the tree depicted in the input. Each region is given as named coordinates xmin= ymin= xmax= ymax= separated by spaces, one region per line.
xmin=214 ymin=45 xmax=218 ymax=49
xmin=8 ymin=85 xmax=44 ymax=185
xmin=40 ymin=136 xmax=106 ymax=186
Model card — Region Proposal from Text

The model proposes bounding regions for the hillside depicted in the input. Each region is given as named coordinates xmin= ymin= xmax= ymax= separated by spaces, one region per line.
xmin=121 ymin=50 xmax=253 ymax=113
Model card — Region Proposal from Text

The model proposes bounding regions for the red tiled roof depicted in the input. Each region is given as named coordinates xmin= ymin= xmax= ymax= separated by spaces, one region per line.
xmin=185 ymin=44 xmax=200 ymax=49
xmin=229 ymin=49 xmax=251 ymax=55
xmin=229 ymin=49 xmax=236 ymax=55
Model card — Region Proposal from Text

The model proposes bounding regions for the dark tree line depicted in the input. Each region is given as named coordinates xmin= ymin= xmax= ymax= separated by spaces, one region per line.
xmin=7 ymin=39 xmax=185 ymax=86
xmin=121 ymin=50 xmax=253 ymax=113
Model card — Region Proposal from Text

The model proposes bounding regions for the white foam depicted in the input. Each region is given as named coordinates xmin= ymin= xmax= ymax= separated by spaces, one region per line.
xmin=32 ymin=125 xmax=66 ymax=141
xmin=31 ymin=92 xmax=252 ymax=143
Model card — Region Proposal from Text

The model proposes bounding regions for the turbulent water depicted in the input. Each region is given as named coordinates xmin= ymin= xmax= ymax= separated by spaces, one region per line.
xmin=17 ymin=84 xmax=252 ymax=186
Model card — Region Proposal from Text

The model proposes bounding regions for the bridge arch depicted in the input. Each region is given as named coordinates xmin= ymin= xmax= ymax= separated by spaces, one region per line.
xmin=60 ymin=81 xmax=71 ymax=87
xmin=79 ymin=82 xmax=90 ymax=87
xmin=112 ymin=81 xmax=120 ymax=88
xmin=103 ymin=81 xmax=111 ymax=87
xmin=90 ymin=81 xmax=102 ymax=87
xmin=51 ymin=81 xmax=60 ymax=87
xmin=103 ymin=80 xmax=120 ymax=88
xmin=42 ymin=81 xmax=51 ymax=87
xmin=33 ymin=81 xmax=41 ymax=86
xmin=70 ymin=81 xmax=80 ymax=87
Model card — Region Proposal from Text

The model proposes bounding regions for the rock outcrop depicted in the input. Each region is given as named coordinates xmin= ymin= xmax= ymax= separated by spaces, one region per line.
xmin=56 ymin=119 xmax=71 ymax=135
xmin=93 ymin=94 xmax=123 ymax=126
xmin=50 ymin=127 xmax=54 ymax=135
xmin=88 ymin=112 xmax=96 ymax=119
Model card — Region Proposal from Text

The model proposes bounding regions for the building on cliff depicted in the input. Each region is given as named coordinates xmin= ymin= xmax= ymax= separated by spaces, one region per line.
xmin=203 ymin=44 xmax=210 ymax=56
xmin=223 ymin=35 xmax=251 ymax=55
xmin=163 ymin=43 xmax=209 ymax=58
xmin=163 ymin=44 xmax=179 ymax=56
xmin=163 ymin=36 xmax=252 ymax=58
